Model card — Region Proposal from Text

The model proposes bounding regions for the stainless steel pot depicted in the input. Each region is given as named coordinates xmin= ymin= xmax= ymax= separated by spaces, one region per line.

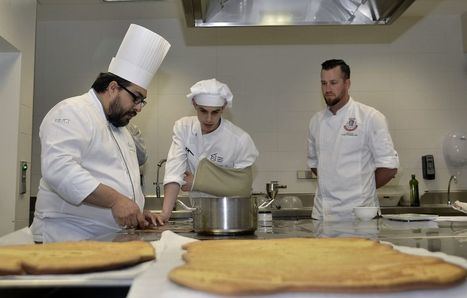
xmin=178 ymin=196 xmax=258 ymax=235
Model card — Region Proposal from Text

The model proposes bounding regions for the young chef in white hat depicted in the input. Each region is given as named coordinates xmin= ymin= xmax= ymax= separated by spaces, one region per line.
xmin=155 ymin=78 xmax=259 ymax=225
xmin=31 ymin=24 xmax=170 ymax=242
xmin=307 ymin=59 xmax=399 ymax=221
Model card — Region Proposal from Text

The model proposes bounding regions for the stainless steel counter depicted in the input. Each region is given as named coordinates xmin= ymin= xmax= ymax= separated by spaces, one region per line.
xmin=144 ymin=191 xmax=467 ymax=218
xmin=104 ymin=217 xmax=467 ymax=259
xmin=2 ymin=218 xmax=466 ymax=298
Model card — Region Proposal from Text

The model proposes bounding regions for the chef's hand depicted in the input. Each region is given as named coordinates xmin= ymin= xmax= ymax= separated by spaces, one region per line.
xmin=154 ymin=211 xmax=171 ymax=226
xmin=181 ymin=171 xmax=193 ymax=192
xmin=84 ymin=184 xmax=148 ymax=229
xmin=143 ymin=209 xmax=157 ymax=227
xmin=111 ymin=197 xmax=148 ymax=229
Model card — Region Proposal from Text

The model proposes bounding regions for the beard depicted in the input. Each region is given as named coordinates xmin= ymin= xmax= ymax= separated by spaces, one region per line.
xmin=323 ymin=92 xmax=343 ymax=107
xmin=106 ymin=95 xmax=137 ymax=127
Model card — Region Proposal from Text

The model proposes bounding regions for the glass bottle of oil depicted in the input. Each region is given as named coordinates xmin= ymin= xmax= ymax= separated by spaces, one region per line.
xmin=409 ymin=174 xmax=420 ymax=207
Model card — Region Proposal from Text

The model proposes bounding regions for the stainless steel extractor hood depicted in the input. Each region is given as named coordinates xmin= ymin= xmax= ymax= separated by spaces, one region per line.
xmin=182 ymin=0 xmax=416 ymax=27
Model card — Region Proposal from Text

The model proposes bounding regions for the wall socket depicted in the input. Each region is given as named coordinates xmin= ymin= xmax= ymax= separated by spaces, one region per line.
xmin=296 ymin=170 xmax=315 ymax=179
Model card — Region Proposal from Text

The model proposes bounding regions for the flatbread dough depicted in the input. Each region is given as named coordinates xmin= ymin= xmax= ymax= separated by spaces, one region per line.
xmin=0 ymin=240 xmax=155 ymax=275
xmin=169 ymin=237 xmax=466 ymax=295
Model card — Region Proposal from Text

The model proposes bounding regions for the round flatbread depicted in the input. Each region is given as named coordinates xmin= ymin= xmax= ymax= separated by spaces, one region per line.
xmin=0 ymin=240 xmax=155 ymax=275
xmin=169 ymin=237 xmax=466 ymax=295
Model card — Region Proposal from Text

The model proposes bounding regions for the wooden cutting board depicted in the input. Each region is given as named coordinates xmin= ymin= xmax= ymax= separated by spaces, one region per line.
xmin=169 ymin=237 xmax=466 ymax=295
xmin=0 ymin=240 xmax=154 ymax=275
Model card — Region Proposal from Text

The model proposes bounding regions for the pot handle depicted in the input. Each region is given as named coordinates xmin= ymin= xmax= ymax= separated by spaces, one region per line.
xmin=177 ymin=199 xmax=196 ymax=211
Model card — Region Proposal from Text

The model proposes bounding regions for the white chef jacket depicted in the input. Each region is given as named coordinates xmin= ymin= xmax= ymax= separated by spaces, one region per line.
xmin=307 ymin=98 xmax=399 ymax=221
xmin=30 ymin=89 xmax=144 ymax=242
xmin=163 ymin=116 xmax=258 ymax=189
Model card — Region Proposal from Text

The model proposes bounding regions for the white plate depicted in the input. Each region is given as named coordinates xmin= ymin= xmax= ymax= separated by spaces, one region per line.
xmin=382 ymin=213 xmax=439 ymax=222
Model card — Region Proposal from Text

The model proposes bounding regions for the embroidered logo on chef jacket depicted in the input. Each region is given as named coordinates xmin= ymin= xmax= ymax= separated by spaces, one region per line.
xmin=209 ymin=153 xmax=223 ymax=163
xmin=54 ymin=118 xmax=71 ymax=125
xmin=342 ymin=117 xmax=358 ymax=136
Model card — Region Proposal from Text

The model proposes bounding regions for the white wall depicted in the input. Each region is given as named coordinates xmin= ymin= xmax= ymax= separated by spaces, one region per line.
xmin=32 ymin=1 xmax=467 ymax=202
xmin=0 ymin=52 xmax=21 ymax=234
xmin=0 ymin=0 xmax=37 ymax=235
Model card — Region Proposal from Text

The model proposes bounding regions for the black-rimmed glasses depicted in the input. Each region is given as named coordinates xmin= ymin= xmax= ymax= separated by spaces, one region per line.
xmin=117 ymin=83 xmax=147 ymax=107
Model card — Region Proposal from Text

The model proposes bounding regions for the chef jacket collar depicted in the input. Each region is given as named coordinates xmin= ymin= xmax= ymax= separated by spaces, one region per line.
xmin=192 ymin=117 xmax=225 ymax=136
xmin=324 ymin=97 xmax=354 ymax=118
xmin=89 ymin=89 xmax=108 ymax=123
xmin=204 ymin=117 xmax=224 ymax=136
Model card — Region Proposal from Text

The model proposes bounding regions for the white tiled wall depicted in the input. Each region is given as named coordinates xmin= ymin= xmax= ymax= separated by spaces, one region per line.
xmin=32 ymin=10 xmax=467 ymax=199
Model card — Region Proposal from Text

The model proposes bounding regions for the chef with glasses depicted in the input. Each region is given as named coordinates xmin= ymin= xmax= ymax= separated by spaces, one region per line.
xmin=31 ymin=24 xmax=170 ymax=242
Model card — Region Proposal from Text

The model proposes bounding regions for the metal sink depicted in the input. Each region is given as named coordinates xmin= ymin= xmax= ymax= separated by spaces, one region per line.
xmin=144 ymin=195 xmax=193 ymax=219
xmin=420 ymin=190 xmax=467 ymax=205
xmin=144 ymin=192 xmax=466 ymax=220
xmin=144 ymin=194 xmax=191 ymax=210
xmin=375 ymin=190 xmax=466 ymax=216
xmin=144 ymin=194 xmax=313 ymax=219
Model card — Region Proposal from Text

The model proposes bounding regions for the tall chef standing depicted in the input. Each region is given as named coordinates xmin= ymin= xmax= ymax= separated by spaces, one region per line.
xmin=30 ymin=24 xmax=170 ymax=242
xmin=155 ymin=78 xmax=259 ymax=225
xmin=307 ymin=59 xmax=399 ymax=221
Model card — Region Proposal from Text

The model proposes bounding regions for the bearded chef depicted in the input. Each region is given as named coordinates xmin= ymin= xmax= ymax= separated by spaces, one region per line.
xmin=30 ymin=24 xmax=170 ymax=242
xmin=307 ymin=59 xmax=399 ymax=221
xmin=155 ymin=78 xmax=259 ymax=225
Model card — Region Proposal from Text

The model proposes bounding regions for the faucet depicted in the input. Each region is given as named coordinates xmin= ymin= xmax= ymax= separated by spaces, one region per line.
xmin=260 ymin=180 xmax=287 ymax=209
xmin=447 ymin=175 xmax=457 ymax=206
xmin=155 ymin=158 xmax=167 ymax=198
xmin=266 ymin=180 xmax=287 ymax=201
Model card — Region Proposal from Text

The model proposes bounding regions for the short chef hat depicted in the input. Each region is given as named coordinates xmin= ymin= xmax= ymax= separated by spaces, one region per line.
xmin=108 ymin=24 xmax=171 ymax=89
xmin=186 ymin=78 xmax=233 ymax=108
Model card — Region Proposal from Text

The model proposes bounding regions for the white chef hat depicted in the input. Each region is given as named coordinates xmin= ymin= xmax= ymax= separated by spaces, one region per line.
xmin=108 ymin=24 xmax=171 ymax=89
xmin=186 ymin=78 xmax=233 ymax=108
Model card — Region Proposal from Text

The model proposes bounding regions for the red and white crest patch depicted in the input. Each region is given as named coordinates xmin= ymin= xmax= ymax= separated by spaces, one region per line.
xmin=344 ymin=117 xmax=358 ymax=131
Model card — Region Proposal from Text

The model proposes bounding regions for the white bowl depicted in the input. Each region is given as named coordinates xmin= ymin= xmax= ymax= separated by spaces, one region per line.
xmin=353 ymin=207 xmax=379 ymax=221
